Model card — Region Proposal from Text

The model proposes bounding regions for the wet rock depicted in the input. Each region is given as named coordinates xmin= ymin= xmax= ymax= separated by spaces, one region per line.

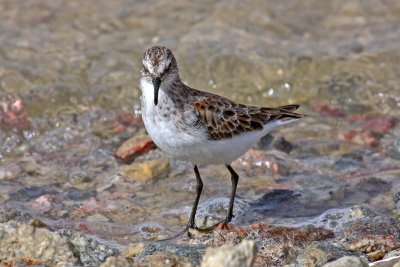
xmin=294 ymin=241 xmax=353 ymax=267
xmin=26 ymin=194 xmax=54 ymax=213
xmin=322 ymin=256 xmax=368 ymax=267
xmin=201 ymin=239 xmax=257 ymax=267
xmin=0 ymin=207 xmax=32 ymax=223
xmin=350 ymin=114 xmax=396 ymax=134
xmin=0 ymin=93 xmax=30 ymax=131
xmin=121 ymin=159 xmax=170 ymax=182
xmin=293 ymin=206 xmax=373 ymax=233
xmin=195 ymin=197 xmax=249 ymax=228
xmin=338 ymin=216 xmax=400 ymax=261
xmin=256 ymin=133 xmax=274 ymax=150
xmin=314 ymin=103 xmax=345 ymax=118
xmin=250 ymin=189 xmax=324 ymax=218
xmin=334 ymin=157 xmax=363 ymax=171
xmin=388 ymin=140 xmax=400 ymax=160
xmin=351 ymin=177 xmax=391 ymax=197
xmin=272 ymin=136 xmax=293 ymax=154
xmin=58 ymin=229 xmax=119 ymax=266
xmin=9 ymin=186 xmax=49 ymax=202
xmin=0 ymin=221 xmax=79 ymax=266
xmin=112 ymin=113 xmax=144 ymax=134
xmin=100 ymin=256 xmax=134 ymax=267
xmin=66 ymin=188 xmax=97 ymax=201
xmin=338 ymin=129 xmax=381 ymax=147
xmin=0 ymin=163 xmax=21 ymax=180
xmin=136 ymin=242 xmax=205 ymax=266
xmin=234 ymin=149 xmax=287 ymax=176
xmin=115 ymin=135 xmax=156 ymax=164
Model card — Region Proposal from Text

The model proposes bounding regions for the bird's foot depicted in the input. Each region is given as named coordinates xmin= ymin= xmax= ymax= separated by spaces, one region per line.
xmin=186 ymin=224 xmax=217 ymax=238
xmin=215 ymin=217 xmax=233 ymax=230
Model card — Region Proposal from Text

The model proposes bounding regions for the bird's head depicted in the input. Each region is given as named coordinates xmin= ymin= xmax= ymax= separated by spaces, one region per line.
xmin=141 ymin=46 xmax=179 ymax=105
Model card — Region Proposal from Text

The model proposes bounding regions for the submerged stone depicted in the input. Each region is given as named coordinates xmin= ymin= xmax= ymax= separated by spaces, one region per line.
xmin=121 ymin=159 xmax=170 ymax=182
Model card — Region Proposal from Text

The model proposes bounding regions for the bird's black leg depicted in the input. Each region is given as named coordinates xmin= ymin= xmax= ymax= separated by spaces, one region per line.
xmin=187 ymin=165 xmax=203 ymax=229
xmin=223 ymin=164 xmax=239 ymax=227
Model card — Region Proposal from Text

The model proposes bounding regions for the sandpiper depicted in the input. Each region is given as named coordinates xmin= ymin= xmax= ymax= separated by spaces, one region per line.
xmin=140 ymin=46 xmax=304 ymax=230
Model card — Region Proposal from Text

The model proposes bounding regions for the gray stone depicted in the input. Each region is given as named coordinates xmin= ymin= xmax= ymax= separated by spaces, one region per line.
xmin=58 ymin=229 xmax=119 ymax=266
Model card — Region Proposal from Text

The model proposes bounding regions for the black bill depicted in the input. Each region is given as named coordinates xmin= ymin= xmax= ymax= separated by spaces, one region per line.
xmin=152 ymin=77 xmax=161 ymax=106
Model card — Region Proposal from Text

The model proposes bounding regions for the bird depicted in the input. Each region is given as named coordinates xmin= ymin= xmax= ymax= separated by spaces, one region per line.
xmin=139 ymin=46 xmax=304 ymax=231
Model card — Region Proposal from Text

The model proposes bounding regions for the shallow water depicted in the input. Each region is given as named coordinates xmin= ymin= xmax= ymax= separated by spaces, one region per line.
xmin=0 ymin=0 xmax=399 ymax=246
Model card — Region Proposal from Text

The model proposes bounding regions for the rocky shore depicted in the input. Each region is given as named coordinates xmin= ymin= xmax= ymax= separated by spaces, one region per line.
xmin=2 ymin=206 xmax=400 ymax=266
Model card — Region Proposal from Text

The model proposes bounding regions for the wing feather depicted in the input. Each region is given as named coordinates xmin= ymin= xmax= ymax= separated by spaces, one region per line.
xmin=193 ymin=96 xmax=303 ymax=140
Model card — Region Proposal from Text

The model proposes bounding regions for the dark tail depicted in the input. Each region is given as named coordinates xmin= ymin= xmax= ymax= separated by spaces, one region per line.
xmin=275 ymin=104 xmax=304 ymax=120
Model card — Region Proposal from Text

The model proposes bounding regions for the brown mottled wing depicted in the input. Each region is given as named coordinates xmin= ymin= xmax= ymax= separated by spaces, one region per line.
xmin=193 ymin=97 xmax=303 ymax=140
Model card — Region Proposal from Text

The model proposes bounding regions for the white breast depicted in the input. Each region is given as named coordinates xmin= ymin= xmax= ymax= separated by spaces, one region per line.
xmin=140 ymin=79 xmax=208 ymax=162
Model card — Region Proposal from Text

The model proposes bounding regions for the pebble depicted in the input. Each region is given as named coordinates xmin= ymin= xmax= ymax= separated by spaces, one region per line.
xmin=121 ymin=159 xmax=170 ymax=182
xmin=114 ymin=135 xmax=156 ymax=163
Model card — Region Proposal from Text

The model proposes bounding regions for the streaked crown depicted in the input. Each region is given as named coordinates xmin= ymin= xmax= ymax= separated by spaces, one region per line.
xmin=141 ymin=46 xmax=178 ymax=78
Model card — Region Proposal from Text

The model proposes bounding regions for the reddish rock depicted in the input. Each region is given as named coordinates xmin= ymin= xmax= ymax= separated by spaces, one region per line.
xmin=338 ymin=129 xmax=381 ymax=147
xmin=26 ymin=194 xmax=54 ymax=213
xmin=315 ymin=103 xmax=345 ymax=118
xmin=234 ymin=149 xmax=286 ymax=176
xmin=79 ymin=223 xmax=91 ymax=233
xmin=114 ymin=135 xmax=156 ymax=163
xmin=0 ymin=94 xmax=30 ymax=131
xmin=112 ymin=114 xmax=144 ymax=133
xmin=350 ymin=114 xmax=396 ymax=134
